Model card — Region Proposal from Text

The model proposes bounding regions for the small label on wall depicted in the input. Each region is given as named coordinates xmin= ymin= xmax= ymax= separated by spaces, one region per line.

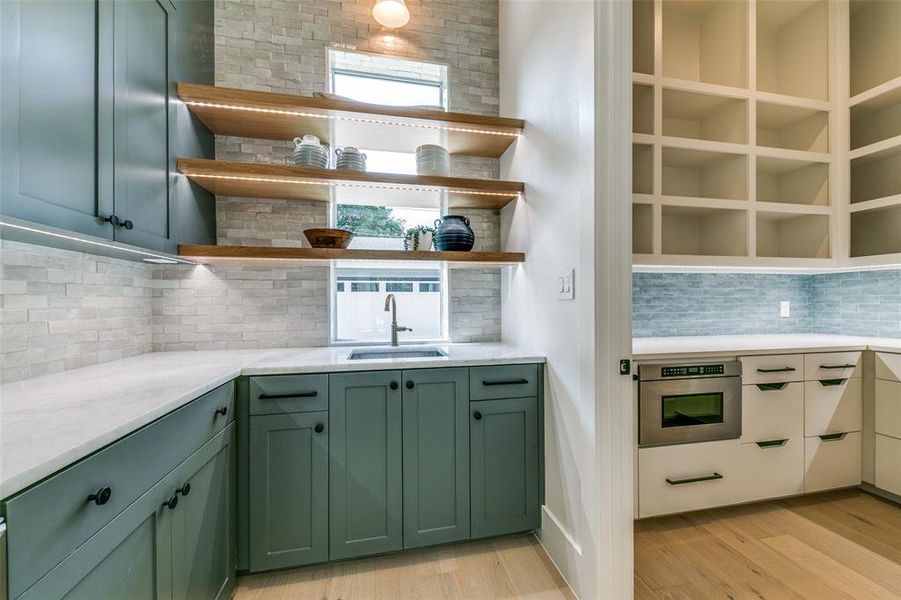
xmin=780 ymin=301 xmax=791 ymax=318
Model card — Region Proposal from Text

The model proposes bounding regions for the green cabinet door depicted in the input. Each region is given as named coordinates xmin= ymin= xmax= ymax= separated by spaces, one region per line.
xmin=470 ymin=397 xmax=540 ymax=539
xmin=0 ymin=0 xmax=114 ymax=238
xmin=170 ymin=428 xmax=235 ymax=600
xmin=402 ymin=368 xmax=470 ymax=549
xmin=111 ymin=0 xmax=172 ymax=251
xmin=248 ymin=412 xmax=329 ymax=571
xmin=329 ymin=371 xmax=403 ymax=560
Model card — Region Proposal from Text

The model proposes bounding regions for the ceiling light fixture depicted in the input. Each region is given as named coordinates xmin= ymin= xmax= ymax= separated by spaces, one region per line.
xmin=372 ymin=0 xmax=410 ymax=29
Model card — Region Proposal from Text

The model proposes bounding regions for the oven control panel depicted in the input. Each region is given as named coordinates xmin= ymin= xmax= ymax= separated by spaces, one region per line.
xmin=660 ymin=364 xmax=725 ymax=377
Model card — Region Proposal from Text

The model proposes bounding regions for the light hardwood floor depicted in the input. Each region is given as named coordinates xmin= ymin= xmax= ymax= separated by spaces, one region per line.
xmin=233 ymin=534 xmax=575 ymax=600
xmin=635 ymin=489 xmax=901 ymax=600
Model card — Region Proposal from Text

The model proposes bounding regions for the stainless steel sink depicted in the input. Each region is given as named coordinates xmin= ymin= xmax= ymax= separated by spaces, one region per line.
xmin=347 ymin=346 xmax=448 ymax=360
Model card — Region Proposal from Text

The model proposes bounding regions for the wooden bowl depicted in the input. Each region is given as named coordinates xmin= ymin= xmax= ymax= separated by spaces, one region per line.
xmin=304 ymin=228 xmax=353 ymax=249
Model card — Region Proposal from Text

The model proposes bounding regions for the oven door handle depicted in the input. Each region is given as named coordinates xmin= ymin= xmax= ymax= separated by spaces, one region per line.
xmin=756 ymin=367 xmax=796 ymax=373
xmin=665 ymin=472 xmax=723 ymax=486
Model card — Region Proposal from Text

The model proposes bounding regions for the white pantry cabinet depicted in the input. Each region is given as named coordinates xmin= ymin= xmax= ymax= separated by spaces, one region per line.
xmin=874 ymin=355 xmax=901 ymax=497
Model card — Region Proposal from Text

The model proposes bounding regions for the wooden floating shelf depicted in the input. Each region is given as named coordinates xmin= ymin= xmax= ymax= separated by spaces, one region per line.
xmin=177 ymin=83 xmax=524 ymax=159
xmin=178 ymin=245 xmax=525 ymax=266
xmin=177 ymin=158 xmax=524 ymax=210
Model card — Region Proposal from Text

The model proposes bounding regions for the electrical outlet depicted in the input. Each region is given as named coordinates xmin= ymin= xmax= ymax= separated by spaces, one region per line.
xmin=780 ymin=301 xmax=791 ymax=318
xmin=558 ymin=269 xmax=575 ymax=301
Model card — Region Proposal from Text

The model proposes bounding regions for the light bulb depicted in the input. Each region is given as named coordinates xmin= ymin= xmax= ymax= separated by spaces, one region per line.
xmin=372 ymin=0 xmax=410 ymax=29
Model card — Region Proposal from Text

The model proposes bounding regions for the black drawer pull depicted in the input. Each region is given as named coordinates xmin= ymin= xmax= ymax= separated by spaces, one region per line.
xmin=756 ymin=367 xmax=796 ymax=373
xmin=215 ymin=406 xmax=228 ymax=417
xmin=666 ymin=473 xmax=723 ymax=486
xmin=176 ymin=483 xmax=191 ymax=497
xmin=87 ymin=486 xmax=112 ymax=506
xmin=473 ymin=411 xmax=483 ymax=421
xmin=390 ymin=382 xmax=399 ymax=390
xmin=482 ymin=378 xmax=529 ymax=386
xmin=406 ymin=380 xmax=415 ymax=389
xmin=819 ymin=433 xmax=847 ymax=442
xmin=258 ymin=391 xmax=318 ymax=400
xmin=756 ymin=382 xmax=788 ymax=391
xmin=162 ymin=495 xmax=179 ymax=510
xmin=819 ymin=378 xmax=847 ymax=387
xmin=756 ymin=439 xmax=788 ymax=449
xmin=314 ymin=422 xmax=325 ymax=434
xmin=820 ymin=364 xmax=856 ymax=370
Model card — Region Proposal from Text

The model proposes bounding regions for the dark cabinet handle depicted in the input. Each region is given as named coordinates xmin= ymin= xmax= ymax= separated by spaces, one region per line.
xmin=482 ymin=378 xmax=529 ymax=386
xmin=666 ymin=473 xmax=723 ymax=486
xmin=176 ymin=483 xmax=191 ymax=497
xmin=103 ymin=215 xmax=133 ymax=229
xmin=87 ymin=486 xmax=112 ymax=506
xmin=314 ymin=422 xmax=325 ymax=433
xmin=162 ymin=495 xmax=179 ymax=510
xmin=756 ymin=367 xmax=796 ymax=373
xmin=390 ymin=382 xmax=399 ymax=390
xmin=406 ymin=380 xmax=415 ymax=389
xmin=756 ymin=439 xmax=788 ymax=449
xmin=819 ymin=378 xmax=847 ymax=387
xmin=258 ymin=391 xmax=318 ymax=400
xmin=122 ymin=219 xmax=134 ymax=230
xmin=215 ymin=406 xmax=228 ymax=416
xmin=820 ymin=364 xmax=856 ymax=370
xmin=473 ymin=411 xmax=483 ymax=421
xmin=756 ymin=382 xmax=788 ymax=391
xmin=819 ymin=433 xmax=847 ymax=442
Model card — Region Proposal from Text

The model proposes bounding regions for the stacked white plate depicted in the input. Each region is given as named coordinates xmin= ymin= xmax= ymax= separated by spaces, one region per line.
xmin=335 ymin=147 xmax=367 ymax=172
xmin=416 ymin=144 xmax=450 ymax=176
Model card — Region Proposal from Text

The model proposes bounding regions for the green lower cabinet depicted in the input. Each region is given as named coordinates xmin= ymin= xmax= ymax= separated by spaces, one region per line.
xmin=329 ymin=371 xmax=403 ymax=560
xmin=470 ymin=397 xmax=540 ymax=539
xmin=248 ymin=412 xmax=329 ymax=571
xmin=402 ymin=368 xmax=470 ymax=549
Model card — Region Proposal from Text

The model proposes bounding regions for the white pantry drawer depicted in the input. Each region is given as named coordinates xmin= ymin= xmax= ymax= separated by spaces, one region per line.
xmin=804 ymin=432 xmax=862 ymax=493
xmin=875 ymin=379 xmax=901 ymax=439
xmin=804 ymin=378 xmax=862 ymax=437
xmin=741 ymin=382 xmax=804 ymax=443
xmin=876 ymin=352 xmax=901 ymax=382
xmin=638 ymin=440 xmax=742 ymax=518
xmin=875 ymin=434 xmax=901 ymax=496
xmin=740 ymin=354 xmax=804 ymax=385
xmin=735 ymin=438 xmax=804 ymax=503
xmin=804 ymin=352 xmax=862 ymax=381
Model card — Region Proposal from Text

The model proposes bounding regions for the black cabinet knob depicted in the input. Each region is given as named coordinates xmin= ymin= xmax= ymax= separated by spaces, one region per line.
xmin=176 ymin=483 xmax=191 ymax=497
xmin=473 ymin=411 xmax=482 ymax=421
xmin=390 ymin=382 xmax=398 ymax=390
xmin=162 ymin=495 xmax=179 ymax=510
xmin=103 ymin=214 xmax=121 ymax=227
xmin=406 ymin=380 xmax=414 ymax=389
xmin=87 ymin=486 xmax=112 ymax=506
xmin=122 ymin=219 xmax=134 ymax=230
xmin=314 ymin=422 xmax=325 ymax=433
xmin=215 ymin=406 xmax=228 ymax=417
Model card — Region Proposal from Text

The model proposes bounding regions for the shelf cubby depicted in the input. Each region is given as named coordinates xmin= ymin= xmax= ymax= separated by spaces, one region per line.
xmin=662 ymin=88 xmax=747 ymax=144
xmin=661 ymin=205 xmax=747 ymax=256
xmin=756 ymin=212 xmax=830 ymax=258
xmin=633 ymin=144 xmax=654 ymax=194
xmin=850 ymin=204 xmax=901 ymax=257
xmin=850 ymin=85 xmax=901 ymax=150
xmin=850 ymin=0 xmax=901 ymax=97
xmin=662 ymin=0 xmax=747 ymax=88
xmin=633 ymin=203 xmax=654 ymax=255
xmin=757 ymin=101 xmax=828 ymax=152
xmin=662 ymin=146 xmax=747 ymax=200
xmin=634 ymin=0 xmax=655 ymax=76
xmin=756 ymin=1 xmax=829 ymax=101
xmin=634 ymin=84 xmax=654 ymax=135
xmin=756 ymin=156 xmax=829 ymax=206
xmin=850 ymin=145 xmax=901 ymax=204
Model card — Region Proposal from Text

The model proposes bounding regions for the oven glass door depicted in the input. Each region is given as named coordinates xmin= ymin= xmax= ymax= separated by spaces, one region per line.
xmin=661 ymin=392 xmax=724 ymax=428
xmin=639 ymin=377 xmax=741 ymax=447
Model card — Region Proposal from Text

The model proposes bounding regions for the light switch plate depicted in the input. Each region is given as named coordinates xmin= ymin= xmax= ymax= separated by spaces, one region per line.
xmin=780 ymin=301 xmax=791 ymax=318
xmin=558 ymin=269 xmax=575 ymax=301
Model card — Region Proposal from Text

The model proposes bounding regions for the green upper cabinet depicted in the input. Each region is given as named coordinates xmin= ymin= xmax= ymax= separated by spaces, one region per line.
xmin=402 ymin=368 xmax=470 ymax=549
xmin=329 ymin=371 xmax=403 ymax=560
xmin=0 ymin=0 xmax=114 ymax=239
xmin=470 ymin=396 xmax=540 ymax=539
xmin=248 ymin=412 xmax=329 ymax=572
xmin=0 ymin=0 xmax=214 ymax=253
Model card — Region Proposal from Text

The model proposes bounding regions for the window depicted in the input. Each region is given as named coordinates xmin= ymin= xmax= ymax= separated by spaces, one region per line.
xmin=327 ymin=51 xmax=450 ymax=343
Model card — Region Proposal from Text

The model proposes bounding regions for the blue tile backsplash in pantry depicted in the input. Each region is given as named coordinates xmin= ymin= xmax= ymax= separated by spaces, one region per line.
xmin=633 ymin=270 xmax=901 ymax=338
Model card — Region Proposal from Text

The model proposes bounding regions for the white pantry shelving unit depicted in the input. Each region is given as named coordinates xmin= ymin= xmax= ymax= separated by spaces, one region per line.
xmin=632 ymin=0 xmax=838 ymax=267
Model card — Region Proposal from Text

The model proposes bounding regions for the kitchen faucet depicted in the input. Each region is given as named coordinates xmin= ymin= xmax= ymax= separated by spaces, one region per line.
xmin=384 ymin=293 xmax=412 ymax=346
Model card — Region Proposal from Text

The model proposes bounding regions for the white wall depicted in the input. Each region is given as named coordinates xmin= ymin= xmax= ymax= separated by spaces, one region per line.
xmin=499 ymin=1 xmax=633 ymax=598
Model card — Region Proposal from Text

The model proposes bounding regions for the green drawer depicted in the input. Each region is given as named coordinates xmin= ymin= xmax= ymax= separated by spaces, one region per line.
xmin=248 ymin=374 xmax=329 ymax=415
xmin=4 ymin=381 xmax=234 ymax=599
xmin=469 ymin=364 xmax=539 ymax=400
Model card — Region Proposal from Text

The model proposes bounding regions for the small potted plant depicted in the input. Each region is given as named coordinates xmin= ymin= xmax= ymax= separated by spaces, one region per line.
xmin=404 ymin=225 xmax=435 ymax=251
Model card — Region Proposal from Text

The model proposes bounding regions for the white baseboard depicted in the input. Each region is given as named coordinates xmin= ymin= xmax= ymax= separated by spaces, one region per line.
xmin=536 ymin=504 xmax=582 ymax=599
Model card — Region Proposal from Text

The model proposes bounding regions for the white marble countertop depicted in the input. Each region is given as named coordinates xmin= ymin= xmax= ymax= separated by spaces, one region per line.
xmin=633 ymin=334 xmax=901 ymax=361
xmin=0 ymin=344 xmax=544 ymax=499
